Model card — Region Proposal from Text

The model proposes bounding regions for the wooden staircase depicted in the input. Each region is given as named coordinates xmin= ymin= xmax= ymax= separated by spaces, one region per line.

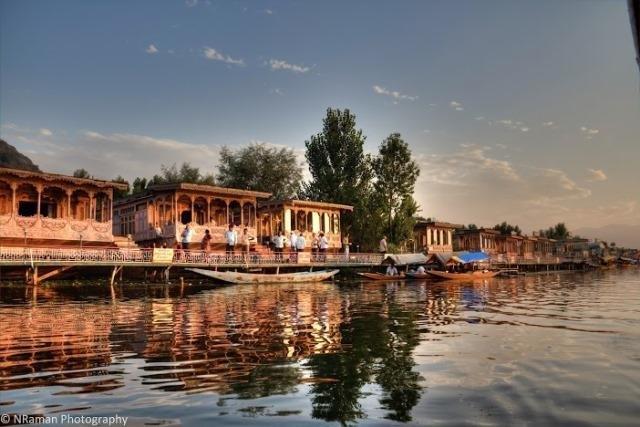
xmin=112 ymin=236 xmax=141 ymax=249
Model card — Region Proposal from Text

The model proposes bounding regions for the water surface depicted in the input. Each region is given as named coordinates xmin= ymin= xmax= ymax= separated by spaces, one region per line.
xmin=1 ymin=270 xmax=639 ymax=426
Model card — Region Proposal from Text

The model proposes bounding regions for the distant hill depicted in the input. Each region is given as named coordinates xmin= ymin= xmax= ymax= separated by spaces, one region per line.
xmin=0 ymin=138 xmax=40 ymax=171
xmin=574 ymin=224 xmax=640 ymax=249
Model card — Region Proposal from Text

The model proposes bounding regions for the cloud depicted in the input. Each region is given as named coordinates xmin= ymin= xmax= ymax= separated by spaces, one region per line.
xmin=203 ymin=47 xmax=245 ymax=66
xmin=269 ymin=59 xmax=309 ymax=73
xmin=542 ymin=121 xmax=554 ymax=127
xmin=412 ymin=145 xmax=592 ymax=232
xmin=587 ymin=168 xmax=607 ymax=182
xmin=269 ymin=88 xmax=284 ymax=96
xmin=264 ymin=9 xmax=274 ymax=15
xmin=146 ymin=44 xmax=159 ymax=54
xmin=520 ymin=127 xmax=529 ymax=132
xmin=185 ymin=0 xmax=198 ymax=7
xmin=372 ymin=85 xmax=417 ymax=102
xmin=580 ymin=126 xmax=599 ymax=139
xmin=449 ymin=101 xmax=464 ymax=111
xmin=39 ymin=128 xmax=53 ymax=137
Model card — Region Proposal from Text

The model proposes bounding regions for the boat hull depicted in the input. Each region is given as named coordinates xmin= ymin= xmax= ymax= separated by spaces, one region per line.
xmin=358 ymin=272 xmax=405 ymax=281
xmin=405 ymin=272 xmax=430 ymax=280
xmin=426 ymin=270 xmax=500 ymax=281
xmin=187 ymin=268 xmax=340 ymax=284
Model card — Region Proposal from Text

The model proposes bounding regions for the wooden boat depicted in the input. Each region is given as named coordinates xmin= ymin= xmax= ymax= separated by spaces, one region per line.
xmin=426 ymin=270 xmax=500 ymax=281
xmin=187 ymin=268 xmax=340 ymax=284
xmin=405 ymin=272 xmax=430 ymax=280
xmin=358 ymin=272 xmax=405 ymax=281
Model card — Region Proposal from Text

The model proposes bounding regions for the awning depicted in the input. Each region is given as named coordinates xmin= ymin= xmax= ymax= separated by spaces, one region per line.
xmin=454 ymin=251 xmax=490 ymax=264
xmin=382 ymin=253 xmax=428 ymax=266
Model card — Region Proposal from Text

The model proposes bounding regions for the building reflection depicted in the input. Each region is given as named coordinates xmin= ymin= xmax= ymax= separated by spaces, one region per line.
xmin=0 ymin=281 xmax=472 ymax=423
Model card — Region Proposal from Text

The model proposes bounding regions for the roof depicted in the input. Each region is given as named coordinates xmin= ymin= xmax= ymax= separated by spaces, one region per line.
xmin=147 ymin=182 xmax=272 ymax=199
xmin=381 ymin=253 xmax=428 ymax=266
xmin=0 ymin=166 xmax=128 ymax=190
xmin=259 ymin=199 xmax=354 ymax=211
xmin=414 ymin=220 xmax=463 ymax=229
xmin=456 ymin=228 xmax=500 ymax=235
xmin=455 ymin=251 xmax=490 ymax=264
xmin=425 ymin=251 xmax=489 ymax=265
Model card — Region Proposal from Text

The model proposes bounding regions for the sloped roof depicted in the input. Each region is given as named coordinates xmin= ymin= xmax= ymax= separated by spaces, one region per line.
xmin=382 ymin=253 xmax=428 ymax=266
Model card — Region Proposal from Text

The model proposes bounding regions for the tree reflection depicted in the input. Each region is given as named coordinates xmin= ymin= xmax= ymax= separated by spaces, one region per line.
xmin=306 ymin=301 xmax=423 ymax=425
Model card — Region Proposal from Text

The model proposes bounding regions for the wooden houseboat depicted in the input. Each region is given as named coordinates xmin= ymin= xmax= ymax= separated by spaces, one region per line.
xmin=0 ymin=166 xmax=128 ymax=247
xmin=413 ymin=220 xmax=462 ymax=253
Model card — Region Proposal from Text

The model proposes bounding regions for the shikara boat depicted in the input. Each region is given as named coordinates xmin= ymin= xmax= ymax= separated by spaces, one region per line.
xmin=358 ymin=272 xmax=405 ymax=281
xmin=405 ymin=272 xmax=430 ymax=280
xmin=426 ymin=270 xmax=500 ymax=281
xmin=187 ymin=268 xmax=340 ymax=284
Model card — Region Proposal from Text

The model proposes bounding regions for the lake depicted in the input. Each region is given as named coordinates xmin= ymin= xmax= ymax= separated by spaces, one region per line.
xmin=1 ymin=270 xmax=639 ymax=426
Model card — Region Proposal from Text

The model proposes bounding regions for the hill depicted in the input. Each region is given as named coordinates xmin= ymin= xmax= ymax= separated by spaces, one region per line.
xmin=0 ymin=139 xmax=40 ymax=171
xmin=574 ymin=224 xmax=640 ymax=249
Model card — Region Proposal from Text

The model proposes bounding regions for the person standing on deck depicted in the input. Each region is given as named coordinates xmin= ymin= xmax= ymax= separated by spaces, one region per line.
xmin=201 ymin=229 xmax=212 ymax=253
xmin=319 ymin=232 xmax=329 ymax=261
xmin=241 ymin=227 xmax=253 ymax=260
xmin=379 ymin=236 xmax=388 ymax=255
xmin=181 ymin=225 xmax=194 ymax=251
xmin=289 ymin=230 xmax=298 ymax=253
xmin=343 ymin=234 xmax=350 ymax=260
xmin=274 ymin=231 xmax=285 ymax=261
xmin=225 ymin=223 xmax=238 ymax=255
xmin=311 ymin=233 xmax=319 ymax=259
xmin=296 ymin=232 xmax=306 ymax=252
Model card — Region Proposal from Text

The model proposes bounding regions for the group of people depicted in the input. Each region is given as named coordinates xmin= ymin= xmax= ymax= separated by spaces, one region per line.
xmin=175 ymin=223 xmax=254 ymax=255
xmin=270 ymin=230 xmax=330 ymax=260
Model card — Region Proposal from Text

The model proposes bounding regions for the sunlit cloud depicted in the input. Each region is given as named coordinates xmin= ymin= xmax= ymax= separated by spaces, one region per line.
xmin=269 ymin=59 xmax=309 ymax=73
xmin=372 ymin=85 xmax=417 ymax=102
xmin=145 ymin=44 xmax=159 ymax=54
xmin=587 ymin=168 xmax=607 ymax=182
xmin=39 ymin=128 xmax=53 ymax=137
xmin=203 ymin=47 xmax=244 ymax=66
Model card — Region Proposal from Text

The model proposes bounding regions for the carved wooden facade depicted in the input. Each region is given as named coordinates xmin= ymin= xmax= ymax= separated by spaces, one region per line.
xmin=0 ymin=167 xmax=127 ymax=247
xmin=112 ymin=183 xmax=271 ymax=248
xmin=413 ymin=220 xmax=462 ymax=253
xmin=257 ymin=199 xmax=353 ymax=250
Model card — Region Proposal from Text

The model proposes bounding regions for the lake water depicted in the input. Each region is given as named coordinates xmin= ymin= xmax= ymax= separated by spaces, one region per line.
xmin=0 ymin=270 xmax=639 ymax=426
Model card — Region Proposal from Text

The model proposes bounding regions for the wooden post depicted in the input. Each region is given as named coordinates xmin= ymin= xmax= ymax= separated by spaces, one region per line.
xmin=32 ymin=266 xmax=39 ymax=286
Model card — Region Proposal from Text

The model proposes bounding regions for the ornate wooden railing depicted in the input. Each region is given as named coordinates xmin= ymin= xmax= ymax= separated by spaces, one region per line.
xmin=0 ymin=246 xmax=384 ymax=266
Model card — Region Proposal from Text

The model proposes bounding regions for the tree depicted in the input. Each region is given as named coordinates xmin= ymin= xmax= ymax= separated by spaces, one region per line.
xmin=305 ymin=108 xmax=376 ymax=249
xmin=467 ymin=224 xmax=478 ymax=230
xmin=372 ymin=133 xmax=420 ymax=245
xmin=147 ymin=163 xmax=215 ymax=186
xmin=217 ymin=143 xmax=302 ymax=199
xmin=493 ymin=221 xmax=522 ymax=236
xmin=112 ymin=175 xmax=129 ymax=199
xmin=73 ymin=168 xmax=92 ymax=179
xmin=540 ymin=222 xmax=571 ymax=240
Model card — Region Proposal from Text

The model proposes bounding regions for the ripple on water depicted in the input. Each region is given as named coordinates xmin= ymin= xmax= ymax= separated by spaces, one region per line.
xmin=0 ymin=270 xmax=639 ymax=425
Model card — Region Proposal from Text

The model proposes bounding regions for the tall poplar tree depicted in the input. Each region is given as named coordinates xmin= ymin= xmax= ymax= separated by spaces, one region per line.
xmin=372 ymin=133 xmax=420 ymax=245
xmin=305 ymin=108 xmax=380 ymax=249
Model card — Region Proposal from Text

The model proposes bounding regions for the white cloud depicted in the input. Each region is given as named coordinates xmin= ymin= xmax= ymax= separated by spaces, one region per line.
xmin=542 ymin=121 xmax=554 ymax=127
xmin=475 ymin=116 xmax=485 ymax=121
xmin=146 ymin=44 xmax=159 ymax=54
xmin=264 ymin=9 xmax=274 ymax=15
xmin=449 ymin=101 xmax=462 ymax=107
xmin=203 ymin=47 xmax=245 ymax=66
xmin=39 ymin=128 xmax=53 ymax=137
xmin=167 ymin=49 xmax=175 ymax=54
xmin=520 ymin=127 xmax=529 ymax=132
xmin=269 ymin=88 xmax=284 ymax=96
xmin=269 ymin=59 xmax=310 ymax=74
xmin=372 ymin=85 xmax=417 ymax=102
xmin=587 ymin=169 xmax=607 ymax=182
xmin=185 ymin=0 xmax=198 ymax=7
xmin=580 ymin=126 xmax=599 ymax=139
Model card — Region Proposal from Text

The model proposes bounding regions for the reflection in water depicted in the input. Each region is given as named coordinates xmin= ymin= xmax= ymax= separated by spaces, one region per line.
xmin=0 ymin=271 xmax=639 ymax=425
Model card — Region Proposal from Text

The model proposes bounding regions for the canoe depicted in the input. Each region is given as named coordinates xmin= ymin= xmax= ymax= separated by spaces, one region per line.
xmin=358 ymin=272 xmax=405 ymax=281
xmin=426 ymin=270 xmax=500 ymax=281
xmin=405 ymin=272 xmax=430 ymax=280
xmin=187 ymin=268 xmax=340 ymax=284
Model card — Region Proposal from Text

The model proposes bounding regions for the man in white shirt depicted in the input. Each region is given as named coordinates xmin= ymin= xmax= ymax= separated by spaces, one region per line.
xmin=181 ymin=225 xmax=193 ymax=251
xmin=289 ymin=230 xmax=298 ymax=253
xmin=386 ymin=264 xmax=398 ymax=276
xmin=274 ymin=231 xmax=284 ymax=261
xmin=225 ymin=223 xmax=237 ymax=254
xmin=318 ymin=232 xmax=329 ymax=261
xmin=379 ymin=236 xmax=388 ymax=254
xmin=416 ymin=265 xmax=426 ymax=274
xmin=296 ymin=233 xmax=306 ymax=251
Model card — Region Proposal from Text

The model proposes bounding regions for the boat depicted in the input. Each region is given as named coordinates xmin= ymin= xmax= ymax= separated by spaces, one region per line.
xmin=187 ymin=268 xmax=340 ymax=284
xmin=358 ymin=272 xmax=405 ymax=281
xmin=405 ymin=272 xmax=430 ymax=280
xmin=426 ymin=270 xmax=500 ymax=281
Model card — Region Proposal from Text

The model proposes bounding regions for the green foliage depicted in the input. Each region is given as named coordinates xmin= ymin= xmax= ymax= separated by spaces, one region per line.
xmin=72 ymin=168 xmax=92 ymax=179
xmin=372 ymin=133 xmax=420 ymax=246
xmin=305 ymin=108 xmax=377 ymax=249
xmin=148 ymin=163 xmax=215 ymax=187
xmin=112 ymin=175 xmax=129 ymax=199
xmin=216 ymin=143 xmax=302 ymax=199
xmin=540 ymin=222 xmax=571 ymax=240
xmin=493 ymin=221 xmax=522 ymax=236
xmin=467 ymin=224 xmax=478 ymax=230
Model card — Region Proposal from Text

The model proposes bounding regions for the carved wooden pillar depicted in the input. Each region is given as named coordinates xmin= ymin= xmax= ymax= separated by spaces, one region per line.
xmin=66 ymin=189 xmax=73 ymax=220
xmin=225 ymin=199 xmax=230 ymax=225
xmin=36 ymin=184 xmax=42 ymax=219
xmin=10 ymin=183 xmax=17 ymax=217
xmin=207 ymin=197 xmax=211 ymax=225
xmin=240 ymin=201 xmax=244 ymax=227
xmin=88 ymin=191 xmax=95 ymax=221
xmin=190 ymin=196 xmax=194 ymax=224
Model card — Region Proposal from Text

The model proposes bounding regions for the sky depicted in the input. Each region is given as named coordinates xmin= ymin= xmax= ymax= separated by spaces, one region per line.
xmin=1 ymin=0 xmax=639 ymax=242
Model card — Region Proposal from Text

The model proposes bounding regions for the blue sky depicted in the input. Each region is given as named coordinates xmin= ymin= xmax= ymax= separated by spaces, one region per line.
xmin=1 ymin=0 xmax=639 ymax=239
